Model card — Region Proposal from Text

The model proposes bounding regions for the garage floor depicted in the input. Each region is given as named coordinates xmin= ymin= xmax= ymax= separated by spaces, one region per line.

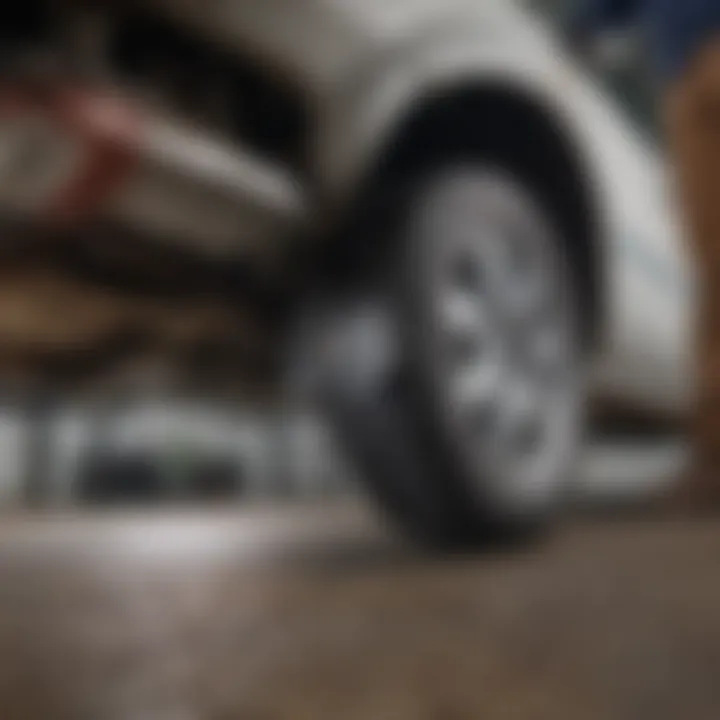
xmin=1 ymin=504 xmax=720 ymax=720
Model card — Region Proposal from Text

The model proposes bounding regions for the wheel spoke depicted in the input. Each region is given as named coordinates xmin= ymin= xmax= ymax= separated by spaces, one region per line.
xmin=524 ymin=320 xmax=570 ymax=380
xmin=442 ymin=289 xmax=485 ymax=336
xmin=494 ymin=378 xmax=542 ymax=455
xmin=451 ymin=358 xmax=502 ymax=408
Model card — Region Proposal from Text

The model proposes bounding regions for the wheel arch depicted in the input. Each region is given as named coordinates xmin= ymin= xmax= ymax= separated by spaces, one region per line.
xmin=326 ymin=81 xmax=607 ymax=354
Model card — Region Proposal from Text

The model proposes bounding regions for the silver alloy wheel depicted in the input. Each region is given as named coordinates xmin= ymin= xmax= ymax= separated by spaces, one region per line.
xmin=415 ymin=169 xmax=581 ymax=515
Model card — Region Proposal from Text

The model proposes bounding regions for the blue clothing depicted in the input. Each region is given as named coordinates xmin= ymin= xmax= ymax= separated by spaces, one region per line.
xmin=574 ymin=0 xmax=720 ymax=81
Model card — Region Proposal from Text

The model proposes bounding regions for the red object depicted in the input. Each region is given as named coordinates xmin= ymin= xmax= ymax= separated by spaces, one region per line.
xmin=0 ymin=83 xmax=142 ymax=228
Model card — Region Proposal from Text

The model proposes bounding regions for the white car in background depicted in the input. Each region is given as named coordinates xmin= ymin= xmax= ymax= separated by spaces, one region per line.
xmin=0 ymin=0 xmax=691 ymax=547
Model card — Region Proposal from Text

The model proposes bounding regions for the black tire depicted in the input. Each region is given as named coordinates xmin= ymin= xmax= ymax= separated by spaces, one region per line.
xmin=316 ymin=163 xmax=586 ymax=549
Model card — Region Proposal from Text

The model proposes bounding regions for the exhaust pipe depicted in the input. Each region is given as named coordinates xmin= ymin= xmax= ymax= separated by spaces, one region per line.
xmin=0 ymin=83 xmax=306 ymax=257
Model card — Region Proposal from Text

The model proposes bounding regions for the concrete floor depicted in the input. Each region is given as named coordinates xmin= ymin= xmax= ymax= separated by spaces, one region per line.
xmin=2 ymin=504 xmax=720 ymax=720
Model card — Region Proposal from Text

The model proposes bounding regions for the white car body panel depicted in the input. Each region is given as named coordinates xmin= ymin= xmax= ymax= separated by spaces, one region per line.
xmin=144 ymin=0 xmax=692 ymax=417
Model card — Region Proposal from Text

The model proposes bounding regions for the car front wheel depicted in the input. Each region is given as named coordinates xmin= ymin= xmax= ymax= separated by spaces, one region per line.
xmin=317 ymin=163 xmax=586 ymax=548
